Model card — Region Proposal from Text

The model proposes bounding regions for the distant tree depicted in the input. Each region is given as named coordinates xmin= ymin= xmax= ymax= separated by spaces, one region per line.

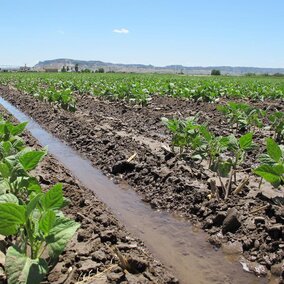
xmin=95 ymin=67 xmax=105 ymax=73
xmin=211 ymin=69 xmax=221 ymax=76
xmin=66 ymin=66 xmax=70 ymax=72
xmin=61 ymin=66 xmax=67 ymax=72
xmin=273 ymin=72 xmax=284 ymax=77
xmin=75 ymin=63 xmax=79 ymax=72
xmin=244 ymin=72 xmax=256 ymax=77
xmin=81 ymin=68 xmax=93 ymax=73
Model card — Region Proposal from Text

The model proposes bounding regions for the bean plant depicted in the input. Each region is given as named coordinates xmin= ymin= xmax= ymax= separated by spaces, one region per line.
xmin=254 ymin=138 xmax=284 ymax=188
xmin=0 ymin=117 xmax=79 ymax=284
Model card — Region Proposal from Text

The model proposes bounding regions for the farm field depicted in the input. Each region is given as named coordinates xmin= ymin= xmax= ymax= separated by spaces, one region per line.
xmin=0 ymin=104 xmax=177 ymax=284
xmin=0 ymin=72 xmax=283 ymax=283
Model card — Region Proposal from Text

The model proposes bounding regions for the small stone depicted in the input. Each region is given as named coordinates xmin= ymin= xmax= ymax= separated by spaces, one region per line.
xmin=254 ymin=240 xmax=260 ymax=249
xmin=222 ymin=241 xmax=243 ymax=255
xmin=208 ymin=235 xmax=222 ymax=248
xmin=222 ymin=208 xmax=241 ymax=234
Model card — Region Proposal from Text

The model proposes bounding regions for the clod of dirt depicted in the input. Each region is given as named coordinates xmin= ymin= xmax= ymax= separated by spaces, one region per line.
xmin=212 ymin=211 xmax=226 ymax=226
xmin=92 ymin=250 xmax=108 ymax=263
xmin=222 ymin=241 xmax=243 ymax=255
xmin=111 ymin=160 xmax=136 ymax=174
xmin=271 ymin=262 xmax=284 ymax=277
xmin=100 ymin=230 xmax=117 ymax=244
xmin=106 ymin=266 xmax=125 ymax=282
xmin=267 ymin=224 xmax=284 ymax=240
xmin=126 ymin=256 xmax=148 ymax=273
xmin=222 ymin=208 xmax=241 ymax=234
xmin=78 ymin=259 xmax=101 ymax=273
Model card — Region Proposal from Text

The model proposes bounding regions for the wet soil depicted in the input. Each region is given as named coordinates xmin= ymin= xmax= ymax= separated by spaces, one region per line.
xmin=0 ymin=105 xmax=178 ymax=284
xmin=0 ymin=86 xmax=283 ymax=282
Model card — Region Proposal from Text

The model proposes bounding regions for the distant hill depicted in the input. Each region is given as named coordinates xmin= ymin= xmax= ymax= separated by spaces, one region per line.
xmin=34 ymin=59 xmax=284 ymax=75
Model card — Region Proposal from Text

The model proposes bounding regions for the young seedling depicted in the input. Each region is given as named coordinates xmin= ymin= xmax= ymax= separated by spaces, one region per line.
xmin=217 ymin=102 xmax=265 ymax=132
xmin=1 ymin=184 xmax=79 ymax=284
xmin=209 ymin=132 xmax=253 ymax=200
xmin=161 ymin=115 xmax=200 ymax=155
xmin=0 ymin=117 xmax=80 ymax=284
xmin=199 ymin=126 xmax=230 ymax=168
xmin=254 ymin=138 xmax=284 ymax=188
xmin=269 ymin=111 xmax=284 ymax=143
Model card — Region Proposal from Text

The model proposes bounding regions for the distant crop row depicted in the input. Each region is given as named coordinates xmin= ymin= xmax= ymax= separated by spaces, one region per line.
xmin=0 ymin=73 xmax=284 ymax=110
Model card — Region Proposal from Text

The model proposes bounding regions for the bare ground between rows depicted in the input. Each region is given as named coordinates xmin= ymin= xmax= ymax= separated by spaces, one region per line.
xmin=0 ymin=105 xmax=178 ymax=284
xmin=0 ymin=86 xmax=284 ymax=281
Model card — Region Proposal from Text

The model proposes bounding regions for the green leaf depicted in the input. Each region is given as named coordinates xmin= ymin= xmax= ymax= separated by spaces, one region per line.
xmin=11 ymin=136 xmax=25 ymax=151
xmin=266 ymin=138 xmax=282 ymax=162
xmin=258 ymin=153 xmax=275 ymax=166
xmin=18 ymin=150 xmax=46 ymax=171
xmin=227 ymin=134 xmax=238 ymax=150
xmin=0 ymin=203 xmax=26 ymax=235
xmin=254 ymin=164 xmax=282 ymax=188
xmin=10 ymin=122 xmax=28 ymax=136
xmin=39 ymin=210 xmax=56 ymax=235
xmin=0 ymin=162 xmax=10 ymax=178
xmin=0 ymin=180 xmax=10 ymax=194
xmin=26 ymin=193 xmax=43 ymax=218
xmin=239 ymin=133 xmax=253 ymax=150
xmin=272 ymin=164 xmax=284 ymax=175
xmin=41 ymin=184 xmax=64 ymax=210
xmin=0 ymin=193 xmax=18 ymax=204
xmin=6 ymin=246 xmax=48 ymax=284
xmin=46 ymin=216 xmax=80 ymax=259
xmin=199 ymin=125 xmax=212 ymax=142
xmin=10 ymin=164 xmax=28 ymax=182
xmin=218 ymin=161 xmax=232 ymax=177
xmin=0 ymin=141 xmax=13 ymax=157
xmin=18 ymin=177 xmax=42 ymax=194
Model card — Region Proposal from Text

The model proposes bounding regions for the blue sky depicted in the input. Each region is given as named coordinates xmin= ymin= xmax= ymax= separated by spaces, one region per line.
xmin=1 ymin=0 xmax=283 ymax=67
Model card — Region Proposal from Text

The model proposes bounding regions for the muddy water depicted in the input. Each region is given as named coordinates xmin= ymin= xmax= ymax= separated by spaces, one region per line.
xmin=0 ymin=97 xmax=267 ymax=284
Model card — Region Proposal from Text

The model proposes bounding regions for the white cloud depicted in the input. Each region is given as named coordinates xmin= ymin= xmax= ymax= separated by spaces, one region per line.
xmin=113 ymin=28 xmax=129 ymax=34
xmin=57 ymin=30 xmax=65 ymax=35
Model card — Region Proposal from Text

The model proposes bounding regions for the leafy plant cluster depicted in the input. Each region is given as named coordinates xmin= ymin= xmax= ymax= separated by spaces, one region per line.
xmin=15 ymin=79 xmax=76 ymax=112
xmin=218 ymin=102 xmax=284 ymax=143
xmin=162 ymin=115 xmax=284 ymax=196
xmin=162 ymin=116 xmax=256 ymax=197
xmin=0 ymin=117 xmax=79 ymax=284
xmin=1 ymin=72 xmax=284 ymax=108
